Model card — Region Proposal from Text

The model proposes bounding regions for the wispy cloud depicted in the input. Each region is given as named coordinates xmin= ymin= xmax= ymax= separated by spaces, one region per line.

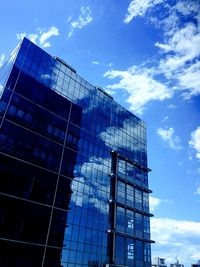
xmin=157 ymin=22 xmax=200 ymax=98
xmin=194 ymin=186 xmax=200 ymax=195
xmin=157 ymin=127 xmax=182 ymax=151
xmin=100 ymin=118 xmax=143 ymax=151
xmin=162 ymin=116 xmax=169 ymax=122
xmin=0 ymin=54 xmax=5 ymax=68
xmin=123 ymin=0 xmax=163 ymax=24
xmin=189 ymin=127 xmax=200 ymax=160
xmin=167 ymin=104 xmax=177 ymax=109
xmin=92 ymin=60 xmax=99 ymax=65
xmin=16 ymin=26 xmax=59 ymax=48
xmin=149 ymin=196 xmax=200 ymax=265
xmin=106 ymin=1 xmax=200 ymax=114
xmin=154 ymin=2 xmax=200 ymax=100
xmin=149 ymin=196 xmax=200 ymax=264
xmin=104 ymin=66 xmax=171 ymax=114
xmin=149 ymin=196 xmax=162 ymax=212
xmin=149 ymin=196 xmax=172 ymax=212
xmin=39 ymin=26 xmax=59 ymax=47
xmin=67 ymin=6 xmax=93 ymax=38
xmin=151 ymin=217 xmax=200 ymax=265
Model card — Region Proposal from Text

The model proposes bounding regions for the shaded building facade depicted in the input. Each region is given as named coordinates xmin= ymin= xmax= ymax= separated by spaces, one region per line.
xmin=0 ymin=38 xmax=153 ymax=267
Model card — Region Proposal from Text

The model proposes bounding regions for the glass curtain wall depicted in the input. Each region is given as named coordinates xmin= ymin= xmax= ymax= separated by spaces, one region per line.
xmin=0 ymin=38 xmax=153 ymax=267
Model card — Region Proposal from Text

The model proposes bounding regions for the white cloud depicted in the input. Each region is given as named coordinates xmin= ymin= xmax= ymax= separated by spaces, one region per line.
xmin=154 ymin=4 xmax=200 ymax=99
xmin=104 ymin=66 xmax=171 ymax=114
xmin=0 ymin=54 xmax=5 ymax=68
xmin=42 ymin=42 xmax=50 ymax=48
xmin=155 ymin=42 xmax=171 ymax=52
xmin=123 ymin=0 xmax=163 ymax=24
xmin=175 ymin=1 xmax=200 ymax=16
xmin=151 ymin=217 xmax=200 ymax=265
xmin=39 ymin=26 xmax=59 ymax=47
xmin=157 ymin=23 xmax=200 ymax=59
xmin=16 ymin=26 xmax=59 ymax=48
xmin=67 ymin=31 xmax=73 ymax=39
xmin=67 ymin=6 xmax=93 ymax=38
xmin=149 ymin=196 xmax=161 ymax=212
xmin=162 ymin=116 xmax=169 ymax=122
xmin=71 ymin=157 xmax=110 ymax=214
xmin=158 ymin=23 xmax=200 ymax=80
xmin=28 ymin=33 xmax=39 ymax=44
xmin=16 ymin=33 xmax=26 ymax=41
xmin=189 ymin=127 xmax=200 ymax=160
xmin=149 ymin=196 xmax=172 ymax=212
xmin=167 ymin=104 xmax=177 ymax=109
xmin=116 ymin=1 xmax=200 ymax=113
xmin=157 ymin=127 xmax=182 ymax=151
xmin=108 ymin=62 xmax=114 ymax=68
xmin=100 ymin=117 xmax=143 ymax=151
xmin=92 ymin=61 xmax=99 ymax=65
xmin=178 ymin=61 xmax=200 ymax=98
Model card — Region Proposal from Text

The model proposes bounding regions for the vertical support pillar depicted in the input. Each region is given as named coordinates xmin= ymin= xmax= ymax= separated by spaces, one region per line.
xmin=107 ymin=151 xmax=118 ymax=264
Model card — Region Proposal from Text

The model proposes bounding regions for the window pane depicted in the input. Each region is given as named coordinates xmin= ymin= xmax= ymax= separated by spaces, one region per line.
xmin=117 ymin=181 xmax=125 ymax=204
xmin=126 ymin=209 xmax=134 ymax=235
xmin=116 ymin=207 xmax=125 ymax=232
xmin=118 ymin=159 xmax=126 ymax=177
xmin=126 ymin=185 xmax=134 ymax=206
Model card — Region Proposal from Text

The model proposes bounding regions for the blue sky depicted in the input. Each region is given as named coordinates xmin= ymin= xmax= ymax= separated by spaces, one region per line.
xmin=0 ymin=0 xmax=200 ymax=265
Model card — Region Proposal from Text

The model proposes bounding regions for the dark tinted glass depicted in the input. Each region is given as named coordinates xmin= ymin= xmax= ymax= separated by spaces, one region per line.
xmin=48 ymin=209 xmax=69 ymax=247
xmin=0 ymin=153 xmax=57 ymax=205
xmin=6 ymin=92 xmax=68 ymax=144
xmin=43 ymin=247 xmax=62 ymax=267
xmin=0 ymin=239 xmax=44 ymax=267
xmin=55 ymin=176 xmax=72 ymax=209
xmin=13 ymin=69 xmax=71 ymax=120
xmin=0 ymin=120 xmax=62 ymax=172
xmin=0 ymin=195 xmax=51 ymax=244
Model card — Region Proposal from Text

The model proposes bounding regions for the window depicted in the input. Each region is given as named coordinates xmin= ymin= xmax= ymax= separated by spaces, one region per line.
xmin=127 ymin=162 xmax=134 ymax=182
xmin=127 ymin=243 xmax=134 ymax=259
xmin=126 ymin=185 xmax=134 ymax=206
xmin=135 ymin=167 xmax=142 ymax=184
xmin=126 ymin=209 xmax=134 ymax=235
xmin=144 ymin=243 xmax=151 ymax=263
xmin=144 ymin=216 xmax=150 ymax=239
xmin=115 ymin=235 xmax=125 ymax=265
xmin=127 ymin=219 xmax=134 ymax=229
xmin=143 ymin=192 xmax=149 ymax=212
xmin=135 ymin=212 xmax=143 ymax=237
xmin=135 ymin=240 xmax=143 ymax=262
xmin=116 ymin=207 xmax=125 ymax=232
xmin=117 ymin=181 xmax=125 ymax=204
xmin=127 ymin=239 xmax=134 ymax=260
xmin=118 ymin=159 xmax=126 ymax=177
xmin=135 ymin=189 xmax=142 ymax=210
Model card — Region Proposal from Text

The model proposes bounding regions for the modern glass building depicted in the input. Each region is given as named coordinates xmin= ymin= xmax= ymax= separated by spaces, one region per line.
xmin=0 ymin=38 xmax=153 ymax=267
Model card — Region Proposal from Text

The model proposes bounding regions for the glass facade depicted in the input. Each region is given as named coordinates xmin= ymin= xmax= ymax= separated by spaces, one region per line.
xmin=0 ymin=38 xmax=153 ymax=267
